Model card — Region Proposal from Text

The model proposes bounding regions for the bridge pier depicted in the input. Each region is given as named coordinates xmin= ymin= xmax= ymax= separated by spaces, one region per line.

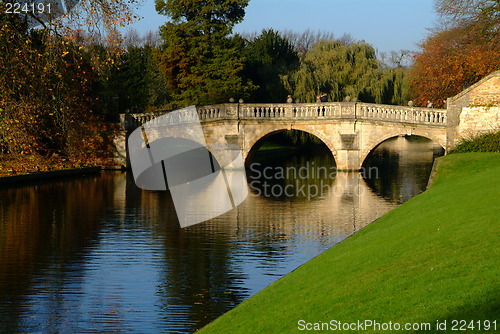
xmin=113 ymin=130 xmax=129 ymax=168
xmin=335 ymin=150 xmax=361 ymax=171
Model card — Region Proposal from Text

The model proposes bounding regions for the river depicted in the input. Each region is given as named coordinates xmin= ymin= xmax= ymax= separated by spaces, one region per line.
xmin=0 ymin=136 xmax=443 ymax=333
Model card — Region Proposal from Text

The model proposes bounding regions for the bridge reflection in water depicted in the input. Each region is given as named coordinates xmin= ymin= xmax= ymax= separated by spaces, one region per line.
xmin=0 ymin=137 xmax=442 ymax=333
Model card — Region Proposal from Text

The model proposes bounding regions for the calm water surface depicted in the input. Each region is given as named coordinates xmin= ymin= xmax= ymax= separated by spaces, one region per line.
xmin=0 ymin=137 xmax=443 ymax=333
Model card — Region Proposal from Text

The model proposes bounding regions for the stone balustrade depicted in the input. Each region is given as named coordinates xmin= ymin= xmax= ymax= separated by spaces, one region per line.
xmin=121 ymin=102 xmax=447 ymax=130
xmin=358 ymin=103 xmax=447 ymax=124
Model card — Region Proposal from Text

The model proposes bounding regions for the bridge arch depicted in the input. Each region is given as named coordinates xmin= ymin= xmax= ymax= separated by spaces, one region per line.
xmin=360 ymin=131 xmax=446 ymax=167
xmin=129 ymin=133 xmax=227 ymax=191
xmin=244 ymin=126 xmax=337 ymax=166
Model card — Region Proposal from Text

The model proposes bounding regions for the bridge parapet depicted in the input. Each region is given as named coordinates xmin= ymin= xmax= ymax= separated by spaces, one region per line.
xmin=121 ymin=102 xmax=447 ymax=130
xmin=239 ymin=102 xmax=351 ymax=119
xmin=358 ymin=103 xmax=447 ymax=125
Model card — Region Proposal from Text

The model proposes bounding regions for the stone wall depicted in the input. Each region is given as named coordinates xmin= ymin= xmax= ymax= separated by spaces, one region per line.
xmin=447 ymin=71 xmax=500 ymax=149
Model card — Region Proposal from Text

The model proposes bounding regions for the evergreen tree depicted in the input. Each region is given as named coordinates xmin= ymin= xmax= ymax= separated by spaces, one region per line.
xmin=96 ymin=45 xmax=170 ymax=117
xmin=244 ymin=29 xmax=300 ymax=102
xmin=155 ymin=0 xmax=255 ymax=105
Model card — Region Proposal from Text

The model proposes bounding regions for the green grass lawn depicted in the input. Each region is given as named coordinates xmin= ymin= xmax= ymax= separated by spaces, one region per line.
xmin=198 ymin=153 xmax=500 ymax=333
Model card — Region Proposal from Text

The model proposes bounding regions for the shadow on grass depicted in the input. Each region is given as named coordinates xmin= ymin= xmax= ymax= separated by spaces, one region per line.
xmin=417 ymin=290 xmax=500 ymax=333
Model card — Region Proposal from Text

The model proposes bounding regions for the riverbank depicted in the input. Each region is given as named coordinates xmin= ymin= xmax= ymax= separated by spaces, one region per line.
xmin=0 ymin=153 xmax=122 ymax=181
xmin=198 ymin=153 xmax=500 ymax=333
xmin=0 ymin=167 xmax=103 ymax=186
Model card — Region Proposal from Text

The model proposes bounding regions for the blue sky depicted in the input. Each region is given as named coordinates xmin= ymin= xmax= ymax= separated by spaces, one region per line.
xmin=128 ymin=0 xmax=438 ymax=53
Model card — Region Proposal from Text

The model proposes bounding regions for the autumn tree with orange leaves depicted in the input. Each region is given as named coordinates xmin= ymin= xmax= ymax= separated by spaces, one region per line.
xmin=409 ymin=0 xmax=500 ymax=107
xmin=0 ymin=0 xmax=139 ymax=171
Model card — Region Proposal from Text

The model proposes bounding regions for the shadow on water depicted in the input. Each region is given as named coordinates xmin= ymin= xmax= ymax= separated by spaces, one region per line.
xmin=0 ymin=173 xmax=117 ymax=333
xmin=362 ymin=136 xmax=445 ymax=203
xmin=247 ymin=145 xmax=336 ymax=201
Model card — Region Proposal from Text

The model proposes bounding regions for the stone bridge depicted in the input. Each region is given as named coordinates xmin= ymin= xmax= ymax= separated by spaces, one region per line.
xmin=120 ymin=102 xmax=447 ymax=170
xmin=116 ymin=70 xmax=500 ymax=171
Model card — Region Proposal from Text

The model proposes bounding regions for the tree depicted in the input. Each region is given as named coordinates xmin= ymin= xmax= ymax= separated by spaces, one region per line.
xmin=0 ymin=17 xmax=103 ymax=157
xmin=244 ymin=29 xmax=300 ymax=102
xmin=0 ymin=0 xmax=138 ymax=162
xmin=408 ymin=0 xmax=500 ymax=107
xmin=285 ymin=40 xmax=384 ymax=103
xmin=282 ymin=29 xmax=338 ymax=58
xmin=155 ymin=0 xmax=255 ymax=105
xmin=378 ymin=50 xmax=412 ymax=106
xmin=435 ymin=0 xmax=500 ymax=37
xmin=91 ymin=44 xmax=170 ymax=119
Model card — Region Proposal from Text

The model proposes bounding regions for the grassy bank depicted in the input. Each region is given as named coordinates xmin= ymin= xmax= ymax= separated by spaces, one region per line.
xmin=199 ymin=153 xmax=500 ymax=333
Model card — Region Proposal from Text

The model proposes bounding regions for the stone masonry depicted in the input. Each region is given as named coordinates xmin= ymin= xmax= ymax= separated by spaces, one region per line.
xmin=121 ymin=102 xmax=447 ymax=170
xmin=118 ymin=70 xmax=500 ymax=170
xmin=446 ymin=70 xmax=500 ymax=149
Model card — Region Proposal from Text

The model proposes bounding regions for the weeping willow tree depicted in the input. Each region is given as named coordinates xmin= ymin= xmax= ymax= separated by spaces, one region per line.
xmin=380 ymin=66 xmax=412 ymax=106
xmin=283 ymin=130 xmax=322 ymax=145
xmin=284 ymin=40 xmax=389 ymax=103
xmin=261 ymin=130 xmax=322 ymax=147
